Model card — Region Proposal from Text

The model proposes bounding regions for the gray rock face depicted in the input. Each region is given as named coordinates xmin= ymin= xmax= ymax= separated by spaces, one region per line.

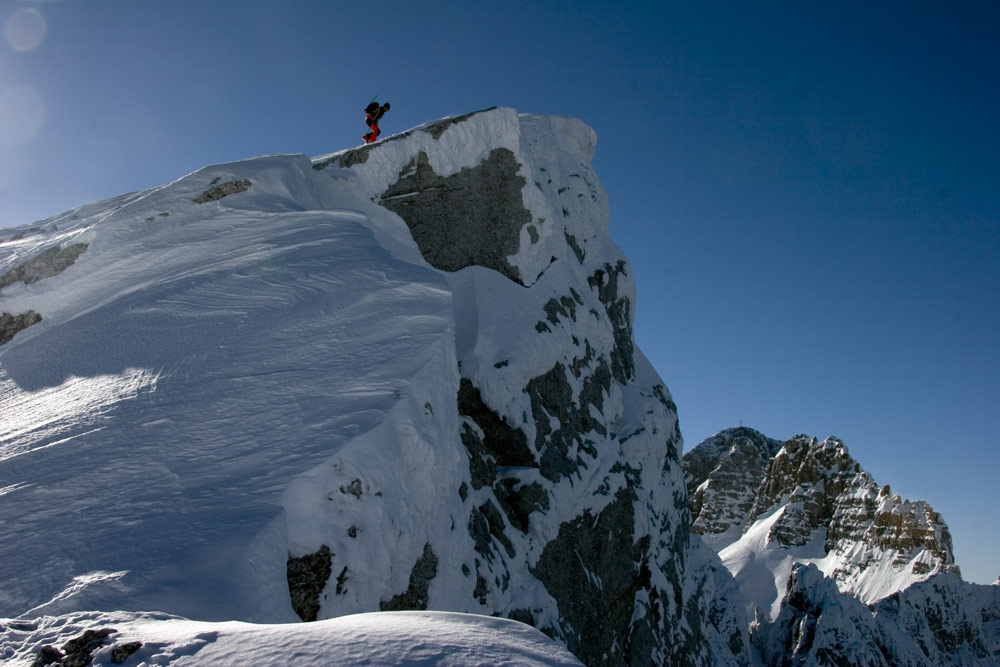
xmin=532 ymin=487 xmax=653 ymax=665
xmin=754 ymin=564 xmax=890 ymax=667
xmin=379 ymin=148 xmax=531 ymax=284
xmin=685 ymin=428 xmax=986 ymax=665
xmin=871 ymin=573 xmax=1000 ymax=664
xmin=750 ymin=436 xmax=957 ymax=577
xmin=0 ymin=243 xmax=88 ymax=290
xmin=0 ymin=310 xmax=42 ymax=345
xmin=193 ymin=178 xmax=252 ymax=203
xmin=287 ymin=545 xmax=332 ymax=622
xmin=380 ymin=543 xmax=439 ymax=611
xmin=685 ymin=430 xmax=957 ymax=587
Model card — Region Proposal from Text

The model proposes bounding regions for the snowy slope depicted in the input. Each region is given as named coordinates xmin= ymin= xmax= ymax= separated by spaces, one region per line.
xmin=1 ymin=150 xmax=463 ymax=622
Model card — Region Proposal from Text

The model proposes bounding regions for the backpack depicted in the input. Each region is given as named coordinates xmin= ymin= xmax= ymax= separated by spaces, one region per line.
xmin=365 ymin=101 xmax=380 ymax=115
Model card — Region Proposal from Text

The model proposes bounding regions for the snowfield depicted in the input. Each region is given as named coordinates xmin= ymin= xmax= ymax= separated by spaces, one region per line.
xmin=0 ymin=610 xmax=584 ymax=665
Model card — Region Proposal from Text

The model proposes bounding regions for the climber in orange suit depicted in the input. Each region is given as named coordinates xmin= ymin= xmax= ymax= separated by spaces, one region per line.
xmin=363 ymin=101 xmax=390 ymax=144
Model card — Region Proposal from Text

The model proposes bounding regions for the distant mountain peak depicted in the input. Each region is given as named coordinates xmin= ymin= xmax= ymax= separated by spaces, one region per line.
xmin=684 ymin=429 xmax=958 ymax=618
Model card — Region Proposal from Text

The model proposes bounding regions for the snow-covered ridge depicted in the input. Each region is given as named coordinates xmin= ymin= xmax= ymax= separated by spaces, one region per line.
xmin=0 ymin=108 xmax=719 ymax=665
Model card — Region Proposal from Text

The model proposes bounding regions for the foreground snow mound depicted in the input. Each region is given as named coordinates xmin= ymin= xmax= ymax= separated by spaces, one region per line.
xmin=0 ymin=610 xmax=584 ymax=666
xmin=0 ymin=108 xmax=723 ymax=664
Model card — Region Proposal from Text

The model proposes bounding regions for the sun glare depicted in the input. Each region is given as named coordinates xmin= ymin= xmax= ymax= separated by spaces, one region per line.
xmin=4 ymin=7 xmax=47 ymax=53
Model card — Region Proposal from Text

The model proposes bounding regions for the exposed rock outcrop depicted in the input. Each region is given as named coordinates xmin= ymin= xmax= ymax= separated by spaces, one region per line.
xmin=287 ymin=545 xmax=332 ymax=622
xmin=193 ymin=178 xmax=252 ymax=203
xmin=31 ymin=627 xmax=118 ymax=667
xmin=379 ymin=148 xmax=531 ymax=284
xmin=0 ymin=243 xmax=88 ymax=290
xmin=751 ymin=435 xmax=957 ymax=586
xmin=380 ymin=543 xmax=439 ymax=611
xmin=0 ymin=310 xmax=42 ymax=345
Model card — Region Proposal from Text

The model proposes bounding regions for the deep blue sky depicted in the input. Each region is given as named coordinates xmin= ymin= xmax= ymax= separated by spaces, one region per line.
xmin=2 ymin=1 xmax=997 ymax=584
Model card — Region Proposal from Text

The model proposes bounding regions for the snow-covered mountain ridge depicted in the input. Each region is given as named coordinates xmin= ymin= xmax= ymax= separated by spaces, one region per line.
xmin=1 ymin=108 xmax=726 ymax=665
xmin=1 ymin=109 xmax=998 ymax=665
xmin=684 ymin=427 xmax=1000 ymax=664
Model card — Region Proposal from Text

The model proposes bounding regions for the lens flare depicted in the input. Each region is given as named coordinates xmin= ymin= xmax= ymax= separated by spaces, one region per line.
xmin=0 ymin=85 xmax=47 ymax=145
xmin=4 ymin=7 xmax=47 ymax=53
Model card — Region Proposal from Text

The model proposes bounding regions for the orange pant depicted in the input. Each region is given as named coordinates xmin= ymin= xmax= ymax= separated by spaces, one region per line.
xmin=364 ymin=113 xmax=380 ymax=144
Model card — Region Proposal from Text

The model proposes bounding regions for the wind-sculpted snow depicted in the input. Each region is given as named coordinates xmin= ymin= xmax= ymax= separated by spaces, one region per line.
xmin=0 ymin=108 xmax=725 ymax=665
xmin=0 ymin=610 xmax=585 ymax=666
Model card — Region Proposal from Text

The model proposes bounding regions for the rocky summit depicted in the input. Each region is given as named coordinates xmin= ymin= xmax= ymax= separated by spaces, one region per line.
xmin=1 ymin=110 xmax=998 ymax=666
xmin=685 ymin=429 xmax=959 ymax=617
xmin=683 ymin=427 xmax=1000 ymax=664
xmin=684 ymin=426 xmax=783 ymax=547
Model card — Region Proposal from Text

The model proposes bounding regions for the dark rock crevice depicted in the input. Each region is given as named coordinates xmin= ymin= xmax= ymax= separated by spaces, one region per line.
xmin=525 ymin=361 xmax=609 ymax=482
xmin=588 ymin=261 xmax=635 ymax=383
xmin=287 ymin=544 xmax=332 ymax=622
xmin=381 ymin=542 xmax=439 ymax=611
